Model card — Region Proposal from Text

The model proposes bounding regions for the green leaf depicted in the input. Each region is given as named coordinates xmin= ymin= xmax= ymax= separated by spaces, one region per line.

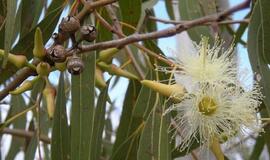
xmin=5 ymin=95 xmax=27 ymax=160
xmin=247 ymin=0 xmax=270 ymax=114
xmin=111 ymin=71 xmax=157 ymax=160
xmin=256 ymin=0 xmax=270 ymax=63
xmin=119 ymin=0 xmax=142 ymax=35
xmin=90 ymin=82 xmax=109 ymax=160
xmin=137 ymin=108 xmax=171 ymax=160
xmin=25 ymin=120 xmax=37 ymax=160
xmin=20 ymin=0 xmax=43 ymax=37
xmin=249 ymin=135 xmax=265 ymax=160
xmin=2 ymin=0 xmax=16 ymax=67
xmin=111 ymin=81 xmax=141 ymax=156
xmin=178 ymin=0 xmax=214 ymax=42
xmin=51 ymin=73 xmax=70 ymax=160
xmin=165 ymin=0 xmax=175 ymax=20
xmin=71 ymin=52 xmax=96 ymax=160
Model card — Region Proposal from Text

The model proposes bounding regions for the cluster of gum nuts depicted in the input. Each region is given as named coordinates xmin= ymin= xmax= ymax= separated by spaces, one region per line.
xmin=46 ymin=16 xmax=97 ymax=75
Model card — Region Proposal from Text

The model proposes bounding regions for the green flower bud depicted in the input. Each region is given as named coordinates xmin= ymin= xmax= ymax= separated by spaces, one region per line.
xmin=33 ymin=28 xmax=46 ymax=59
xmin=95 ymin=66 xmax=107 ymax=89
xmin=43 ymin=80 xmax=56 ymax=119
xmin=9 ymin=80 xmax=33 ymax=95
xmin=36 ymin=62 xmax=51 ymax=76
xmin=98 ymin=48 xmax=119 ymax=63
xmin=98 ymin=62 xmax=139 ymax=80
xmin=141 ymin=80 xmax=185 ymax=102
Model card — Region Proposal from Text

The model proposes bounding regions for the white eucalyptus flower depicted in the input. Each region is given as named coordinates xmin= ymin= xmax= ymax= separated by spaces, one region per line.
xmin=174 ymin=37 xmax=236 ymax=85
xmin=165 ymin=83 xmax=262 ymax=151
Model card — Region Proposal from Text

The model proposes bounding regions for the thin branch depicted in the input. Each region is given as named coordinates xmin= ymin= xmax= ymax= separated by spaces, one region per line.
xmin=1 ymin=128 xmax=51 ymax=144
xmin=76 ymin=0 xmax=117 ymax=20
xmin=148 ymin=16 xmax=250 ymax=25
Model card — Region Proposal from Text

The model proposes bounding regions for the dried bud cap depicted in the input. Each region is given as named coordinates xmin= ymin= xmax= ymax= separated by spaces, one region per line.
xmin=67 ymin=56 xmax=84 ymax=75
xmin=59 ymin=16 xmax=80 ymax=33
xmin=80 ymin=25 xmax=97 ymax=42
xmin=47 ymin=45 xmax=66 ymax=62
xmin=140 ymin=80 xmax=186 ymax=103
xmin=43 ymin=79 xmax=56 ymax=119
xmin=36 ymin=62 xmax=51 ymax=76
xmin=33 ymin=28 xmax=46 ymax=59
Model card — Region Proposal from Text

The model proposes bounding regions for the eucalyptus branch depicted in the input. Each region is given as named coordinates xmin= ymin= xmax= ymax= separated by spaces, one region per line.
xmin=148 ymin=16 xmax=250 ymax=25
xmin=77 ymin=0 xmax=251 ymax=55
xmin=1 ymin=128 xmax=51 ymax=144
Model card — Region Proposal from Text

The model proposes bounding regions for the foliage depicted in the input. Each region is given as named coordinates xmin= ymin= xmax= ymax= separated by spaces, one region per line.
xmin=0 ymin=0 xmax=269 ymax=159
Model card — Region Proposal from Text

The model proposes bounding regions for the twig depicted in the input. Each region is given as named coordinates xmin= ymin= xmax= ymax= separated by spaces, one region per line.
xmin=76 ymin=0 xmax=117 ymax=20
xmin=1 ymin=128 xmax=51 ymax=144
xmin=148 ymin=16 xmax=250 ymax=25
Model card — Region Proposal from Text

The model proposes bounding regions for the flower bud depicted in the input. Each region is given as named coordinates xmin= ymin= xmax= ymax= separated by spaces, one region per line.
xmin=33 ymin=28 xmax=46 ymax=59
xmin=141 ymin=80 xmax=185 ymax=102
xmin=43 ymin=80 xmax=56 ymax=119
xmin=36 ymin=62 xmax=51 ymax=77
xmin=46 ymin=45 xmax=66 ymax=62
xmin=98 ymin=62 xmax=139 ymax=80
xmin=59 ymin=16 xmax=80 ymax=33
xmin=98 ymin=48 xmax=119 ymax=63
xmin=80 ymin=25 xmax=97 ymax=42
xmin=95 ymin=66 xmax=107 ymax=89
xmin=7 ymin=54 xmax=28 ymax=68
xmin=9 ymin=80 xmax=34 ymax=95
xmin=67 ymin=56 xmax=84 ymax=75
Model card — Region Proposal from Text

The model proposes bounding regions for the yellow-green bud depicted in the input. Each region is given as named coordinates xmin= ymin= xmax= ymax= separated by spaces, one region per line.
xmin=98 ymin=62 xmax=139 ymax=80
xmin=36 ymin=62 xmax=51 ymax=76
xmin=8 ymin=54 xmax=28 ymax=68
xmin=95 ymin=66 xmax=107 ymax=89
xmin=141 ymin=80 xmax=185 ymax=102
xmin=33 ymin=28 xmax=45 ymax=59
xmin=98 ymin=48 xmax=119 ymax=63
xmin=43 ymin=80 xmax=56 ymax=119
xmin=198 ymin=96 xmax=217 ymax=115
xmin=9 ymin=80 xmax=33 ymax=95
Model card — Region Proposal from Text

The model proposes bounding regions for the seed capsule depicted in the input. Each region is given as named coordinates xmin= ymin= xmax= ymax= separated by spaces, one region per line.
xmin=47 ymin=45 xmax=66 ymax=63
xmin=59 ymin=16 xmax=80 ymax=33
xmin=80 ymin=25 xmax=97 ymax=42
xmin=67 ymin=56 xmax=84 ymax=75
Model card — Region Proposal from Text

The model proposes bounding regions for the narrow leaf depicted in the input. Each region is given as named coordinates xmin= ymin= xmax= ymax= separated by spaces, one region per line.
xmin=51 ymin=73 xmax=70 ymax=160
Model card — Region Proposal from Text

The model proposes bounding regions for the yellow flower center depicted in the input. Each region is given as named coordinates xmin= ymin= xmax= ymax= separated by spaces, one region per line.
xmin=198 ymin=96 xmax=217 ymax=115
